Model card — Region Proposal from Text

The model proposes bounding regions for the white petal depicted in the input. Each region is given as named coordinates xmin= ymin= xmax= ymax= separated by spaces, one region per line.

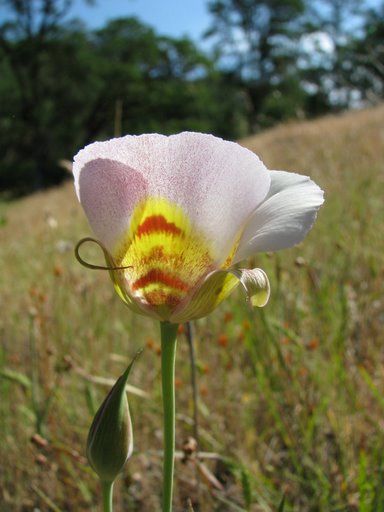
xmin=73 ymin=133 xmax=271 ymax=259
xmin=234 ymin=170 xmax=324 ymax=261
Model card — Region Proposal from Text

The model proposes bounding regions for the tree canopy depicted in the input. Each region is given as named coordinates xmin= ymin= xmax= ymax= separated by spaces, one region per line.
xmin=0 ymin=0 xmax=383 ymax=196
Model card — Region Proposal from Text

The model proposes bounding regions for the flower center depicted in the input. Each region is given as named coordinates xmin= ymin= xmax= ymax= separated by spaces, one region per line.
xmin=113 ymin=197 xmax=216 ymax=314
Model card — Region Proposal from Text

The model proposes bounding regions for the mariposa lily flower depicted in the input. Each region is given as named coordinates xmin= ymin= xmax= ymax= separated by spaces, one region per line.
xmin=73 ymin=132 xmax=324 ymax=323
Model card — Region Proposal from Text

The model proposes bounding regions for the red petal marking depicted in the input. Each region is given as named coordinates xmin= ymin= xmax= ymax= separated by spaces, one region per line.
xmin=136 ymin=215 xmax=183 ymax=238
xmin=132 ymin=268 xmax=189 ymax=292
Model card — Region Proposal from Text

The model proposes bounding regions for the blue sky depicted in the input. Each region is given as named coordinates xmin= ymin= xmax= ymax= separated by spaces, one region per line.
xmin=70 ymin=0 xmax=211 ymax=41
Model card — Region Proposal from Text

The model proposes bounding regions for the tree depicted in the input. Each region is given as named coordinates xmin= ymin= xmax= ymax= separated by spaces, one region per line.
xmin=0 ymin=7 xmax=247 ymax=195
xmin=0 ymin=0 xmax=94 ymax=192
xmin=85 ymin=17 xmax=248 ymax=139
xmin=345 ymin=2 xmax=384 ymax=103
xmin=205 ymin=0 xmax=307 ymax=129
xmin=300 ymin=0 xmax=366 ymax=112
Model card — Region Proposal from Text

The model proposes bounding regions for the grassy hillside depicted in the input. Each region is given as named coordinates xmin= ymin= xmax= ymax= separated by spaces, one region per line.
xmin=1 ymin=106 xmax=383 ymax=511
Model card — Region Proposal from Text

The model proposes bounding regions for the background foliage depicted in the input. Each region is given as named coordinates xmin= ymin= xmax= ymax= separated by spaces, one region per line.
xmin=0 ymin=0 xmax=383 ymax=195
xmin=1 ymin=104 xmax=383 ymax=511
xmin=1 ymin=1 xmax=384 ymax=510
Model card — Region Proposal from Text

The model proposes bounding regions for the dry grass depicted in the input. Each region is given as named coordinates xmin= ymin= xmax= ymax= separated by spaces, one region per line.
xmin=1 ymin=105 xmax=384 ymax=511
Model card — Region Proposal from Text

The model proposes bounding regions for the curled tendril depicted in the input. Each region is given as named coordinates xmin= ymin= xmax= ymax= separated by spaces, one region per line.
xmin=75 ymin=237 xmax=132 ymax=271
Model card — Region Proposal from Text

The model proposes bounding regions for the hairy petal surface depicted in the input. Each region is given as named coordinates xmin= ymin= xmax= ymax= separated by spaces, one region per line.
xmin=234 ymin=170 xmax=324 ymax=262
xmin=73 ymin=132 xmax=271 ymax=260
xmin=74 ymin=158 xmax=148 ymax=252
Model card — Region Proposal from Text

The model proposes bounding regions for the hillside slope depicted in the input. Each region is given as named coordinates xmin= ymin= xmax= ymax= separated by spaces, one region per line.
xmin=3 ymin=104 xmax=383 ymax=240
xmin=1 ymin=106 xmax=383 ymax=511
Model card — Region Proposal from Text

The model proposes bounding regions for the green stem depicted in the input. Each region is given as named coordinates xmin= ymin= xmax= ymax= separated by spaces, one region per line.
xmin=185 ymin=322 xmax=200 ymax=506
xmin=101 ymin=481 xmax=113 ymax=512
xmin=160 ymin=321 xmax=178 ymax=512
xmin=185 ymin=322 xmax=199 ymax=445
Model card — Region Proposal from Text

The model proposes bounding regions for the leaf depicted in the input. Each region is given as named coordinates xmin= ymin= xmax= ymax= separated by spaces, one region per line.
xmin=0 ymin=368 xmax=31 ymax=389
xmin=278 ymin=495 xmax=286 ymax=512
xmin=240 ymin=467 xmax=252 ymax=510
xmin=84 ymin=383 xmax=97 ymax=416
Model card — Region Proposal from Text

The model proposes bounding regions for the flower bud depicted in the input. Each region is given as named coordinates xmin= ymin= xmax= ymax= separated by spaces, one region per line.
xmin=86 ymin=351 xmax=141 ymax=483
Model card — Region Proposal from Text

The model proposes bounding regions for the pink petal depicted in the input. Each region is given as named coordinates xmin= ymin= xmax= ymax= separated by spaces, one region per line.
xmin=74 ymin=157 xmax=148 ymax=251
xmin=74 ymin=133 xmax=271 ymax=262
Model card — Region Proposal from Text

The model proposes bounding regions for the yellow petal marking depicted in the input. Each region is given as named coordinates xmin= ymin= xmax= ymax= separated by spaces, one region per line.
xmin=112 ymin=197 xmax=217 ymax=319
xmin=171 ymin=270 xmax=240 ymax=323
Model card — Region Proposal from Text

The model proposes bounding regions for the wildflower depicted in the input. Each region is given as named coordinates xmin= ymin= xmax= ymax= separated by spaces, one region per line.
xmin=217 ymin=333 xmax=229 ymax=347
xmin=53 ymin=264 xmax=63 ymax=277
xmin=73 ymin=132 xmax=323 ymax=322
xmin=307 ymin=338 xmax=320 ymax=350
xmin=201 ymin=363 xmax=210 ymax=374
xmin=145 ymin=337 xmax=155 ymax=350
xmin=73 ymin=132 xmax=324 ymax=512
